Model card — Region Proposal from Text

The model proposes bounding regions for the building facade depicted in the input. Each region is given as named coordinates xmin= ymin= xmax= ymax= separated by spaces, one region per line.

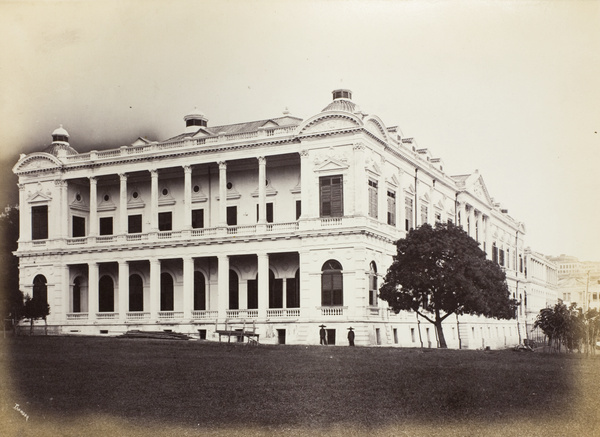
xmin=549 ymin=255 xmax=600 ymax=312
xmin=14 ymin=90 xmax=543 ymax=347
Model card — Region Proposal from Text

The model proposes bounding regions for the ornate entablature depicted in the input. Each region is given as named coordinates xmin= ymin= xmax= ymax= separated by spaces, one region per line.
xmin=13 ymin=153 xmax=63 ymax=175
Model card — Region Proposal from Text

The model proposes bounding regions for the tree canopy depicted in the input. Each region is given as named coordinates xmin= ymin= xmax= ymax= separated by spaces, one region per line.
xmin=380 ymin=222 xmax=516 ymax=348
xmin=0 ymin=205 xmax=23 ymax=321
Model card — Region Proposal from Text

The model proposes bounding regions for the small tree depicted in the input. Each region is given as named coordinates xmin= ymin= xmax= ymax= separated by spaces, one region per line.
xmin=23 ymin=294 xmax=50 ymax=335
xmin=380 ymin=222 xmax=517 ymax=348
xmin=534 ymin=302 xmax=584 ymax=353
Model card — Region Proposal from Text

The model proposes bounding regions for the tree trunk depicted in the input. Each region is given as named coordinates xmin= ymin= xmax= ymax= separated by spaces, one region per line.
xmin=435 ymin=320 xmax=447 ymax=348
xmin=29 ymin=319 xmax=33 ymax=336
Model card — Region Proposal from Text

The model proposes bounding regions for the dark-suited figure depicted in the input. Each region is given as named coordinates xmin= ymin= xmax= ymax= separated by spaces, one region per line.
xmin=348 ymin=327 xmax=355 ymax=346
xmin=320 ymin=326 xmax=328 ymax=345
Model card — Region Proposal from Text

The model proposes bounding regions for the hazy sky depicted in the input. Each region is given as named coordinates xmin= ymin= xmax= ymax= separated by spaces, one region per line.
xmin=1 ymin=0 xmax=598 ymax=261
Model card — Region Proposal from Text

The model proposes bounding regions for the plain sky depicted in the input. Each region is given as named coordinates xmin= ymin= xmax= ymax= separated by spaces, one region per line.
xmin=1 ymin=0 xmax=598 ymax=261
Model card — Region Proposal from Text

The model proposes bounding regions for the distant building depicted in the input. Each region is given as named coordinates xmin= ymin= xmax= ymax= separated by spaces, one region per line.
xmin=523 ymin=249 xmax=558 ymax=341
xmin=13 ymin=89 xmax=552 ymax=347
xmin=549 ymin=255 xmax=600 ymax=311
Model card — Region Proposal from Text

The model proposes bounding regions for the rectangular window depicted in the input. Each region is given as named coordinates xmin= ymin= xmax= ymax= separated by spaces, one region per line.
xmin=435 ymin=212 xmax=441 ymax=223
xmin=247 ymin=279 xmax=258 ymax=309
xmin=321 ymin=273 xmax=343 ymax=306
xmin=368 ymin=179 xmax=378 ymax=218
xmin=420 ymin=205 xmax=428 ymax=226
xmin=72 ymin=215 xmax=85 ymax=238
xmin=158 ymin=212 xmax=172 ymax=231
xmin=411 ymin=328 xmax=416 ymax=343
xmin=256 ymin=203 xmax=274 ymax=223
xmin=227 ymin=206 xmax=237 ymax=226
xmin=191 ymin=209 xmax=204 ymax=229
xmin=128 ymin=215 xmax=142 ymax=234
xmin=296 ymin=200 xmax=301 ymax=220
xmin=387 ymin=190 xmax=396 ymax=226
xmin=492 ymin=244 xmax=498 ymax=264
xmin=405 ymin=198 xmax=413 ymax=231
xmin=499 ymin=249 xmax=505 ymax=267
xmin=99 ymin=217 xmax=113 ymax=236
xmin=320 ymin=176 xmax=343 ymax=217
xmin=31 ymin=205 xmax=48 ymax=240
xmin=286 ymin=277 xmax=300 ymax=308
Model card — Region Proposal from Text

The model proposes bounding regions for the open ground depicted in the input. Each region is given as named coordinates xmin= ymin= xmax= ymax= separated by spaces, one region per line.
xmin=1 ymin=336 xmax=599 ymax=437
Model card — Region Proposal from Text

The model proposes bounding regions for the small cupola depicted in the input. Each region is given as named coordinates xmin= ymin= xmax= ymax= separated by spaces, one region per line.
xmin=52 ymin=125 xmax=70 ymax=144
xmin=321 ymin=89 xmax=357 ymax=113
xmin=44 ymin=125 xmax=78 ymax=157
xmin=184 ymin=107 xmax=208 ymax=131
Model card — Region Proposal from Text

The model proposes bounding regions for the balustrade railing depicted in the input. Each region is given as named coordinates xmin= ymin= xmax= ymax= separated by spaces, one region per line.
xmin=158 ymin=311 xmax=184 ymax=319
xmin=66 ymin=238 xmax=87 ymax=245
xmin=96 ymin=236 xmax=116 ymax=244
xmin=266 ymin=308 xmax=301 ymax=318
xmin=126 ymin=312 xmax=150 ymax=320
xmin=66 ymin=312 xmax=88 ymax=320
xmin=226 ymin=309 xmax=259 ymax=319
xmin=191 ymin=310 xmax=218 ymax=320
xmin=320 ymin=306 xmax=346 ymax=316
xmin=96 ymin=312 xmax=118 ymax=320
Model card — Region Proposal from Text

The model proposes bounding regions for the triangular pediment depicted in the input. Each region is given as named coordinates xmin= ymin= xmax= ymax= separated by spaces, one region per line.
xmin=314 ymin=158 xmax=349 ymax=173
xmin=192 ymin=128 xmax=213 ymax=138
xmin=386 ymin=174 xmax=399 ymax=188
xmin=261 ymin=120 xmax=279 ymax=128
xmin=404 ymin=184 xmax=415 ymax=196
xmin=251 ymin=181 xmax=278 ymax=198
xmin=365 ymin=161 xmax=381 ymax=177
xmin=131 ymin=137 xmax=152 ymax=147
xmin=28 ymin=191 xmax=52 ymax=204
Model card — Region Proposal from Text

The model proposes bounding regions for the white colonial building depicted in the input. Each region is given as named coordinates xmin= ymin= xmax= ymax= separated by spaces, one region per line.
xmin=13 ymin=89 xmax=548 ymax=347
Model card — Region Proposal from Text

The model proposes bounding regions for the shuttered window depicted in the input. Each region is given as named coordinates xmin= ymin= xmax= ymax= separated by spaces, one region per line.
xmin=387 ymin=190 xmax=396 ymax=226
xmin=321 ymin=260 xmax=343 ymax=306
xmin=368 ymin=179 xmax=378 ymax=218
xmin=320 ymin=176 xmax=343 ymax=217
xmin=405 ymin=198 xmax=413 ymax=231
xmin=31 ymin=205 xmax=48 ymax=240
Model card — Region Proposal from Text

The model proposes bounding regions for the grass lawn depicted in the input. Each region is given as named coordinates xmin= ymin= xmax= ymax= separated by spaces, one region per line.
xmin=1 ymin=336 xmax=599 ymax=437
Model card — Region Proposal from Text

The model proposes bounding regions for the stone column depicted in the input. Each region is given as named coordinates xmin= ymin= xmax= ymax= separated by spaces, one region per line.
xmin=468 ymin=206 xmax=475 ymax=238
xmin=429 ymin=182 xmax=435 ymax=224
xmin=218 ymin=162 xmax=227 ymax=226
xmin=257 ymin=252 xmax=269 ymax=318
xmin=398 ymin=170 xmax=405 ymax=231
xmin=62 ymin=264 xmax=70 ymax=321
xmin=183 ymin=165 xmax=192 ymax=229
xmin=217 ymin=254 xmax=229 ymax=319
xmin=150 ymin=258 xmax=161 ymax=319
xmin=118 ymin=261 xmax=129 ymax=321
xmin=150 ymin=170 xmax=159 ymax=231
xmin=476 ymin=211 xmax=482 ymax=244
xmin=299 ymin=150 xmax=311 ymax=220
xmin=17 ymin=184 xmax=28 ymax=242
xmin=89 ymin=177 xmax=98 ymax=236
xmin=353 ymin=143 xmax=366 ymax=217
xmin=183 ymin=256 xmax=194 ymax=319
xmin=88 ymin=262 xmax=98 ymax=320
xmin=119 ymin=173 xmax=128 ymax=235
xmin=257 ymin=157 xmax=267 ymax=224
xmin=55 ymin=180 xmax=69 ymax=240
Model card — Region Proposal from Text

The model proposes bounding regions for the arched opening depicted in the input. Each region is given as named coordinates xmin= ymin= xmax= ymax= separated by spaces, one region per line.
xmin=129 ymin=274 xmax=144 ymax=311
xmin=160 ymin=273 xmax=174 ymax=311
xmin=269 ymin=270 xmax=283 ymax=308
xmin=369 ymin=261 xmax=378 ymax=306
xmin=73 ymin=277 xmax=82 ymax=313
xmin=194 ymin=271 xmax=206 ymax=311
xmin=98 ymin=275 xmax=114 ymax=312
xmin=321 ymin=260 xmax=343 ymax=306
xmin=33 ymin=275 xmax=48 ymax=305
xmin=229 ymin=270 xmax=239 ymax=310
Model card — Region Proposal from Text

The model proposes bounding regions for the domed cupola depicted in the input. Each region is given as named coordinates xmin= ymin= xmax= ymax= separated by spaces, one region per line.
xmin=321 ymin=89 xmax=358 ymax=113
xmin=43 ymin=125 xmax=78 ymax=157
xmin=184 ymin=107 xmax=208 ymax=132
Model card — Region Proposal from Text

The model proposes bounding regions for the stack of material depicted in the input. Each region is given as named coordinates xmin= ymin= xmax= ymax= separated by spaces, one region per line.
xmin=117 ymin=330 xmax=192 ymax=340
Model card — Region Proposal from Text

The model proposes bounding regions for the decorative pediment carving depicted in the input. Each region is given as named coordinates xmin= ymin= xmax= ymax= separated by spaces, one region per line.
xmin=69 ymin=191 xmax=88 ymax=212
xmin=314 ymin=158 xmax=349 ymax=173
xmin=300 ymin=114 xmax=361 ymax=135
xmin=386 ymin=174 xmax=399 ymax=188
xmin=128 ymin=187 xmax=145 ymax=209
xmin=14 ymin=153 xmax=62 ymax=174
xmin=191 ymin=182 xmax=208 ymax=203
xmin=251 ymin=180 xmax=278 ymax=198
xmin=28 ymin=191 xmax=52 ymax=204
xmin=404 ymin=184 xmax=415 ymax=196
xmin=98 ymin=193 xmax=116 ymax=211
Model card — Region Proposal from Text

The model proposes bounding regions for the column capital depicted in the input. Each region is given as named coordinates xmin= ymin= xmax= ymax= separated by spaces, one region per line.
xmin=149 ymin=169 xmax=158 ymax=178
xmin=119 ymin=173 xmax=128 ymax=181
xmin=54 ymin=179 xmax=68 ymax=188
xmin=218 ymin=161 xmax=227 ymax=170
xmin=88 ymin=176 xmax=97 ymax=184
xmin=18 ymin=183 xmax=25 ymax=191
xmin=257 ymin=156 xmax=266 ymax=165
xmin=300 ymin=150 xmax=309 ymax=158
xmin=183 ymin=165 xmax=192 ymax=174
xmin=118 ymin=260 xmax=129 ymax=266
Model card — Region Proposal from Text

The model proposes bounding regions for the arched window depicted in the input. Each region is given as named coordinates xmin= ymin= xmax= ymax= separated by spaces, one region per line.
xmin=99 ymin=275 xmax=114 ymax=312
xmin=369 ymin=261 xmax=378 ymax=306
xmin=321 ymin=260 xmax=343 ymax=306
xmin=33 ymin=275 xmax=48 ymax=306
xmin=129 ymin=274 xmax=144 ymax=311
xmin=269 ymin=270 xmax=283 ymax=308
xmin=286 ymin=269 xmax=300 ymax=308
xmin=194 ymin=271 xmax=206 ymax=311
xmin=229 ymin=270 xmax=239 ymax=310
xmin=160 ymin=273 xmax=174 ymax=311
xmin=73 ymin=277 xmax=81 ymax=313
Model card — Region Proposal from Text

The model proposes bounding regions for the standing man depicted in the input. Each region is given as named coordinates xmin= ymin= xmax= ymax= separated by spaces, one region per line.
xmin=347 ymin=327 xmax=355 ymax=346
xmin=319 ymin=325 xmax=327 ymax=345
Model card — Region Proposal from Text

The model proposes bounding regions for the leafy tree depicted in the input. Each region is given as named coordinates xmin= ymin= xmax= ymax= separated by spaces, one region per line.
xmin=23 ymin=294 xmax=50 ymax=335
xmin=534 ymin=302 xmax=585 ymax=353
xmin=380 ymin=222 xmax=517 ymax=348
xmin=0 ymin=205 xmax=23 ymax=326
